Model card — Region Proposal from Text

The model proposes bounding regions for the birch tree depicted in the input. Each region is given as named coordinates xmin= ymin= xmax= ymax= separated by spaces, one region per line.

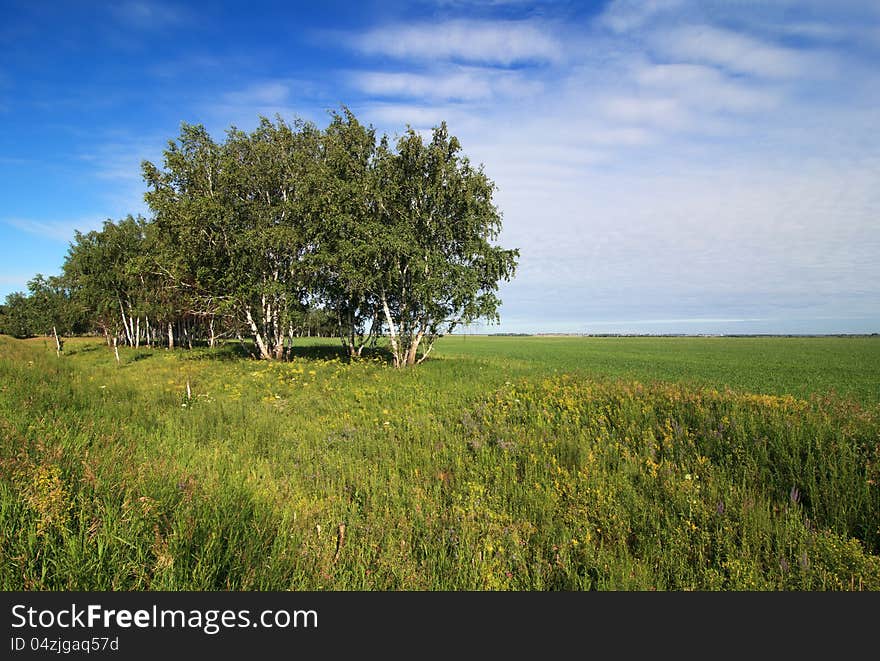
xmin=142 ymin=118 xmax=318 ymax=359
xmin=25 ymin=275 xmax=75 ymax=355
xmin=63 ymin=217 xmax=150 ymax=347
xmin=314 ymin=108 xmax=384 ymax=357
xmin=376 ymin=123 xmax=518 ymax=367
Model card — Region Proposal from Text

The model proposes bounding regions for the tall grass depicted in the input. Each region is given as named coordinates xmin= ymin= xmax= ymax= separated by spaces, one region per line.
xmin=1 ymin=335 xmax=878 ymax=590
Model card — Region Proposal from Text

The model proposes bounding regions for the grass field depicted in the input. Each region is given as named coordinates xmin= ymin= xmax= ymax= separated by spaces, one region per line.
xmin=1 ymin=334 xmax=878 ymax=590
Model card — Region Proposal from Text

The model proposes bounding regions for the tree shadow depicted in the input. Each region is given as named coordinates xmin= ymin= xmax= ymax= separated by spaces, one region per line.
xmin=287 ymin=344 xmax=350 ymax=361
xmin=179 ymin=343 xmax=253 ymax=361
xmin=65 ymin=344 xmax=101 ymax=356
xmin=286 ymin=344 xmax=396 ymax=365
xmin=129 ymin=351 xmax=154 ymax=363
xmin=178 ymin=340 xmax=397 ymax=365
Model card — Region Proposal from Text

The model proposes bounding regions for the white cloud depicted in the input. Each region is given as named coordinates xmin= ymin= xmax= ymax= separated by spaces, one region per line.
xmin=100 ymin=1 xmax=880 ymax=331
xmin=4 ymin=217 xmax=108 ymax=243
xmin=201 ymin=79 xmax=327 ymax=133
xmin=356 ymin=103 xmax=460 ymax=131
xmin=353 ymin=71 xmax=491 ymax=101
xmin=598 ymin=0 xmax=685 ymax=33
xmin=350 ymin=67 xmax=543 ymax=102
xmin=351 ymin=67 xmax=543 ymax=101
xmin=598 ymin=95 xmax=687 ymax=128
xmin=653 ymin=24 xmax=836 ymax=79
xmin=634 ymin=63 xmax=782 ymax=114
xmin=0 ymin=274 xmax=31 ymax=287
xmin=222 ymin=81 xmax=291 ymax=106
xmin=74 ymin=133 xmax=163 ymax=218
xmin=350 ymin=20 xmax=564 ymax=65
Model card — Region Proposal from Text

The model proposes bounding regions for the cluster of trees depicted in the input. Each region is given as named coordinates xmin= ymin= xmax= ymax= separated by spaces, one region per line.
xmin=0 ymin=109 xmax=518 ymax=366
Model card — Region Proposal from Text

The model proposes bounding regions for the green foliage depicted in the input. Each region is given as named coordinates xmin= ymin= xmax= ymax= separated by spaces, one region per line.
xmin=8 ymin=109 xmax=517 ymax=364
xmin=0 ymin=274 xmax=86 ymax=340
xmin=375 ymin=122 xmax=518 ymax=366
xmin=139 ymin=108 xmax=517 ymax=364
xmin=0 ymin=292 xmax=36 ymax=338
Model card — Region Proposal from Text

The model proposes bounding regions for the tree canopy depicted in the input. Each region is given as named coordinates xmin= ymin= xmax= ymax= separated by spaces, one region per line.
xmin=2 ymin=108 xmax=518 ymax=366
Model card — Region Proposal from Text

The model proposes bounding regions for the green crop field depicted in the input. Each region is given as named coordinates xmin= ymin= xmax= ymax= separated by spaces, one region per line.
xmin=2 ymin=334 xmax=879 ymax=590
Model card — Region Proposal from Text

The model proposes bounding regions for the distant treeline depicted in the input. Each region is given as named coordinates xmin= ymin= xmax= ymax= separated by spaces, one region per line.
xmin=0 ymin=108 xmax=518 ymax=366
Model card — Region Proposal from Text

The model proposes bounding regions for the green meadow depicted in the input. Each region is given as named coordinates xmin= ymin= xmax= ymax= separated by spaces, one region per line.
xmin=1 ymin=334 xmax=879 ymax=590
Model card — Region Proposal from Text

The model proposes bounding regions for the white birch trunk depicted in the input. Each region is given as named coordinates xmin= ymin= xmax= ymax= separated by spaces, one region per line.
xmin=246 ymin=307 xmax=272 ymax=360
xmin=52 ymin=326 xmax=62 ymax=356
xmin=119 ymin=300 xmax=133 ymax=347
xmin=416 ymin=339 xmax=435 ymax=364
xmin=406 ymin=328 xmax=425 ymax=366
xmin=380 ymin=290 xmax=401 ymax=367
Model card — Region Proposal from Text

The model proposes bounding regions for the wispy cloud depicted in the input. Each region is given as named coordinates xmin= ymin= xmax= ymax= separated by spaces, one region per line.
xmin=652 ymin=24 xmax=836 ymax=79
xmin=598 ymin=95 xmax=688 ymax=129
xmin=635 ymin=63 xmax=780 ymax=112
xmin=375 ymin=12 xmax=880 ymax=331
xmin=0 ymin=273 xmax=32 ymax=288
xmin=110 ymin=1 xmax=188 ymax=30
xmin=356 ymin=102 xmax=461 ymax=130
xmin=201 ymin=79 xmax=328 ymax=132
xmin=4 ymin=217 xmax=108 ymax=243
xmin=349 ymin=66 xmax=543 ymax=102
xmin=598 ymin=0 xmax=685 ymax=33
xmin=349 ymin=20 xmax=564 ymax=65
xmin=73 ymin=132 xmax=164 ymax=217
xmin=4 ymin=0 xmax=877 ymax=331
xmin=222 ymin=81 xmax=292 ymax=106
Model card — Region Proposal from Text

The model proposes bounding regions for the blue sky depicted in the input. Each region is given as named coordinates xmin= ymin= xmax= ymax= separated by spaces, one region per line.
xmin=1 ymin=0 xmax=878 ymax=334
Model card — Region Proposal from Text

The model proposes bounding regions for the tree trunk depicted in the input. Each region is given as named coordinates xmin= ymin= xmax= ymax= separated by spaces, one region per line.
xmin=113 ymin=336 xmax=120 ymax=364
xmin=52 ymin=326 xmax=63 ymax=356
xmin=245 ymin=307 xmax=272 ymax=360
xmin=381 ymin=290 xmax=401 ymax=367
xmin=287 ymin=322 xmax=295 ymax=360
xmin=168 ymin=321 xmax=174 ymax=350
xmin=406 ymin=329 xmax=425 ymax=366
xmin=135 ymin=316 xmax=141 ymax=348
xmin=416 ymin=339 xmax=436 ymax=364
xmin=119 ymin=300 xmax=133 ymax=347
xmin=209 ymin=317 xmax=216 ymax=348
xmin=271 ymin=295 xmax=284 ymax=360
